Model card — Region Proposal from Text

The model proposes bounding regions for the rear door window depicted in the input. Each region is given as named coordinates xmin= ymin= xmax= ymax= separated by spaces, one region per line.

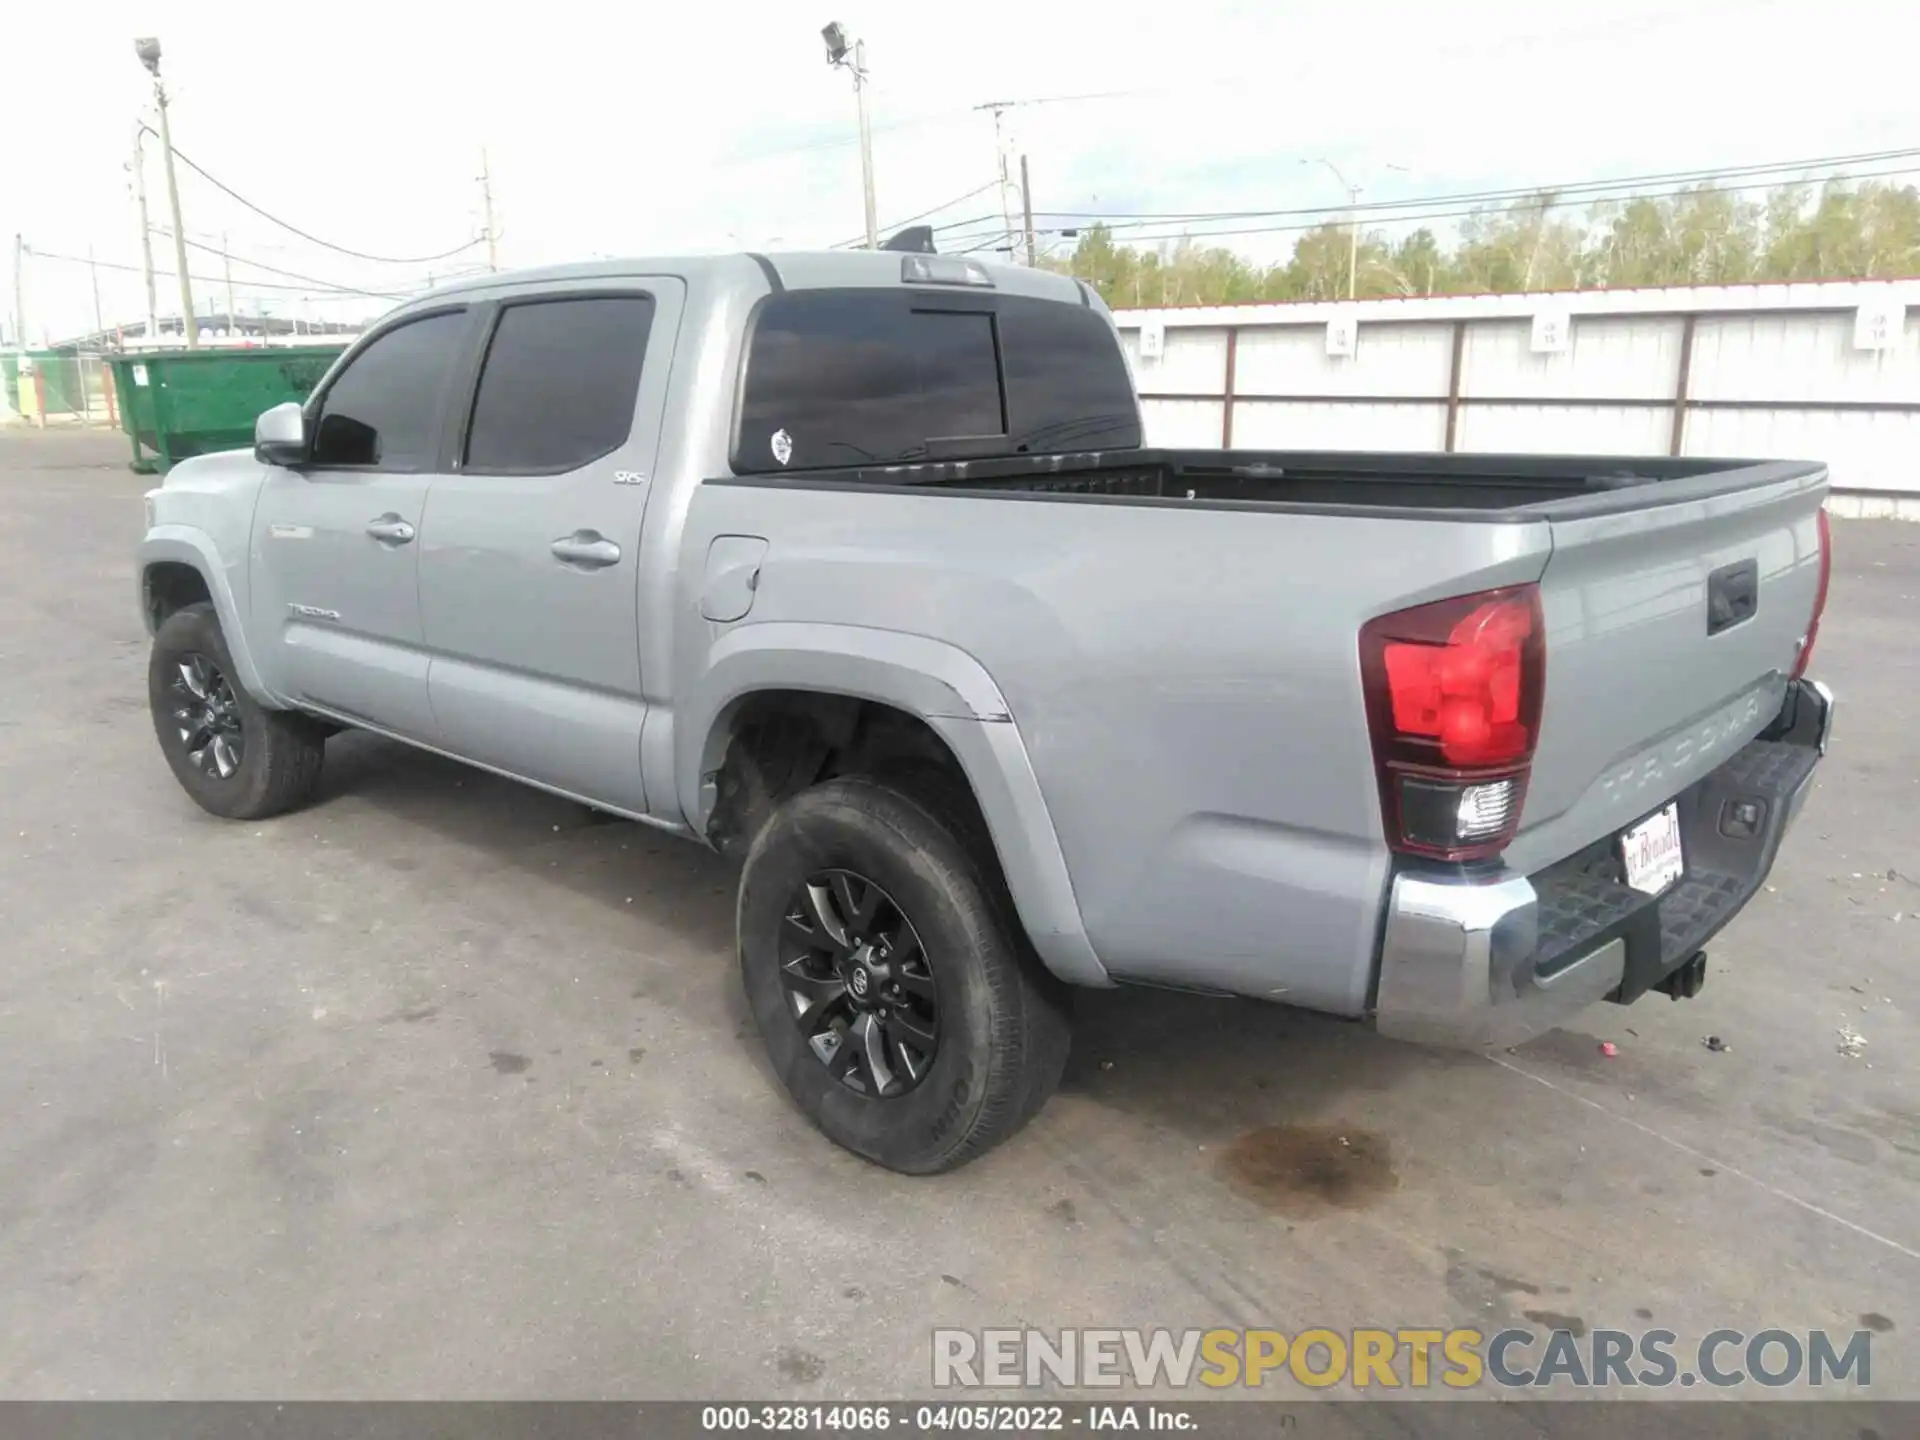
xmin=735 ymin=289 xmax=1140 ymax=474
xmin=463 ymin=295 xmax=656 ymax=473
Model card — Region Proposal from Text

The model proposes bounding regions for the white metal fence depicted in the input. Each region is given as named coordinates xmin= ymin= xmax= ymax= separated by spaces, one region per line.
xmin=1114 ymin=279 xmax=1920 ymax=519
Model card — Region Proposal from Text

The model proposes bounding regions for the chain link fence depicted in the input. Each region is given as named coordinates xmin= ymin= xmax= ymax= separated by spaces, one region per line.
xmin=3 ymin=352 xmax=117 ymax=426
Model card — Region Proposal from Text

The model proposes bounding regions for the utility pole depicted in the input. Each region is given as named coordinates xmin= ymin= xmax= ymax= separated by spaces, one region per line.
xmin=480 ymin=148 xmax=499 ymax=270
xmin=136 ymin=38 xmax=197 ymax=346
xmin=1020 ymin=154 xmax=1037 ymax=267
xmin=222 ymin=232 xmax=237 ymax=338
xmin=11 ymin=233 xmax=25 ymax=351
xmin=976 ymin=101 xmax=1049 ymax=261
xmin=1346 ymin=182 xmax=1361 ymax=300
xmin=153 ymin=78 xmax=197 ymax=344
xmin=851 ymin=41 xmax=877 ymax=249
xmin=89 ymin=247 xmax=106 ymax=337
xmin=822 ymin=25 xmax=877 ymax=247
xmin=979 ymin=104 xmax=1014 ymax=257
xmin=130 ymin=126 xmax=159 ymax=343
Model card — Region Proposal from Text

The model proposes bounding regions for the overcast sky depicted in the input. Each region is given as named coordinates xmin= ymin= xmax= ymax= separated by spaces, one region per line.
xmin=4 ymin=0 xmax=1912 ymax=341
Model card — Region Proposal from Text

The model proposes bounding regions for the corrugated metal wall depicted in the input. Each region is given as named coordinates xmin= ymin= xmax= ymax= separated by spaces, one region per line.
xmin=1115 ymin=279 xmax=1920 ymax=518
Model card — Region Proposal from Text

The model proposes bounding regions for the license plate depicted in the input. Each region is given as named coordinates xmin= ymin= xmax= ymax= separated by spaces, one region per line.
xmin=1622 ymin=803 xmax=1685 ymax=896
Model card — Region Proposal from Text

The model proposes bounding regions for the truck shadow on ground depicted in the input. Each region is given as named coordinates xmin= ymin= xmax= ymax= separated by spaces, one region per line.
xmin=319 ymin=731 xmax=737 ymax=937
xmin=1061 ymin=984 xmax=1480 ymax=1130
xmin=317 ymin=731 xmax=1484 ymax=1169
xmin=1056 ymin=984 xmax=1484 ymax=1216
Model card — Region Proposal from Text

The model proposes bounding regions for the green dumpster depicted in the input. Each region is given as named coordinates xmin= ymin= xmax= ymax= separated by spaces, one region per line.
xmin=107 ymin=346 xmax=347 ymax=475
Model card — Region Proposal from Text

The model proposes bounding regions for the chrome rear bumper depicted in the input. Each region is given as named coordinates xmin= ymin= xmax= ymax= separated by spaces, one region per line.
xmin=1374 ymin=679 xmax=1832 ymax=1051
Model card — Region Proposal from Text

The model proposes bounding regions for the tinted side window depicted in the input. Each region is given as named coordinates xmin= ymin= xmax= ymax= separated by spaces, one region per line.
xmin=310 ymin=311 xmax=467 ymax=469
xmin=736 ymin=291 xmax=1004 ymax=471
xmin=998 ymin=299 xmax=1142 ymax=453
xmin=464 ymin=296 xmax=656 ymax=472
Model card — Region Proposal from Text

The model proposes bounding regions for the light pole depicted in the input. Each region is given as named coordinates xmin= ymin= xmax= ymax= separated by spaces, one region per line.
xmin=1305 ymin=158 xmax=1362 ymax=300
xmin=1305 ymin=158 xmax=1409 ymax=299
xmin=822 ymin=22 xmax=878 ymax=249
xmin=135 ymin=36 xmax=197 ymax=347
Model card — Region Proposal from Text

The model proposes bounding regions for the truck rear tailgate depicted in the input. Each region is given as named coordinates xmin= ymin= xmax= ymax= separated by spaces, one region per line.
xmin=1504 ymin=466 xmax=1829 ymax=875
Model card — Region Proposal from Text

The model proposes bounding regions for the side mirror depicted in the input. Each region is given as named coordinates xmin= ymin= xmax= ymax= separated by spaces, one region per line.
xmin=254 ymin=402 xmax=308 ymax=467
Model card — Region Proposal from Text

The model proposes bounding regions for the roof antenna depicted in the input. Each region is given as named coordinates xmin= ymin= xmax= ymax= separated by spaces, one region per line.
xmin=881 ymin=225 xmax=937 ymax=254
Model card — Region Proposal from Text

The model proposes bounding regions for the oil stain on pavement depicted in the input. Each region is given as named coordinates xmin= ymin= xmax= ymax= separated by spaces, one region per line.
xmin=1220 ymin=1124 xmax=1398 ymax=1215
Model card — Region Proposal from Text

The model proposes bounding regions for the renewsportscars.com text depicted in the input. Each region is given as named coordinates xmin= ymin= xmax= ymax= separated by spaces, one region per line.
xmin=932 ymin=1326 xmax=1874 ymax=1391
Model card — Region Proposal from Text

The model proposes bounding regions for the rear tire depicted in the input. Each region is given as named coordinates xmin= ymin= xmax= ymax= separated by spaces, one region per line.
xmin=148 ymin=603 xmax=327 ymax=820
xmin=738 ymin=777 xmax=1071 ymax=1174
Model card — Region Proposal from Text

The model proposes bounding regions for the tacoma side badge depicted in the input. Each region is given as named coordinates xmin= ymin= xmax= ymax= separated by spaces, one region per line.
xmin=770 ymin=428 xmax=793 ymax=467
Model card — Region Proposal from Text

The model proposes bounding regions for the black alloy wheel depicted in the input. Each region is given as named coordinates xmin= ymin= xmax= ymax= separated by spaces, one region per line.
xmin=737 ymin=776 xmax=1073 ymax=1173
xmin=147 ymin=601 xmax=328 ymax=820
xmin=166 ymin=652 xmax=246 ymax=780
xmin=780 ymin=869 xmax=941 ymax=1097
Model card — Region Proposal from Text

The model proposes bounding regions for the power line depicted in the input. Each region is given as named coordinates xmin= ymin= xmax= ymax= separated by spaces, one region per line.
xmin=920 ymin=149 xmax=1920 ymax=249
xmin=919 ymin=213 xmax=1002 ymax=237
xmin=714 ymin=107 xmax=971 ymax=169
xmin=1019 ymin=146 xmax=1920 ymax=234
xmin=955 ymin=230 xmax=1020 ymax=256
xmin=26 ymin=248 xmax=395 ymax=300
xmin=972 ymin=86 xmax=1176 ymax=114
xmin=948 ymin=13 xmax=1772 ymax=124
xmin=141 ymin=127 xmax=484 ymax=265
xmin=706 ymin=13 xmax=1716 ymax=172
xmin=150 ymin=229 xmax=407 ymax=298
xmin=830 ymin=181 xmax=1002 ymax=248
xmin=1029 ymin=162 xmax=1920 ymax=249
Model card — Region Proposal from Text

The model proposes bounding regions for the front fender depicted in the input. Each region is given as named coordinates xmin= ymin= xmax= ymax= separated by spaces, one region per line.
xmin=677 ymin=621 xmax=1110 ymax=987
xmin=138 ymin=527 xmax=274 ymax=705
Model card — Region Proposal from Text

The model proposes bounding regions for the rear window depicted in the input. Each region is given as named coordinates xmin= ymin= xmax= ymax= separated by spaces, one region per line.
xmin=734 ymin=288 xmax=1140 ymax=474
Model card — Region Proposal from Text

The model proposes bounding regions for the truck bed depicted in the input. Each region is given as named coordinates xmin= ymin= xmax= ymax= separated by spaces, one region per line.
xmin=764 ymin=447 xmax=1821 ymax=521
xmin=697 ymin=438 xmax=1827 ymax=1012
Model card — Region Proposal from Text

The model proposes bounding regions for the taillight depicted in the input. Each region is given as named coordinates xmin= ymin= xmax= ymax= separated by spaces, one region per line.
xmin=1359 ymin=585 xmax=1545 ymax=862
xmin=1790 ymin=506 xmax=1831 ymax=680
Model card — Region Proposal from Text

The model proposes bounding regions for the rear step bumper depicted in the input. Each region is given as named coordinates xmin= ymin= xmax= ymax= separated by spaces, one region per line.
xmin=1373 ymin=679 xmax=1833 ymax=1051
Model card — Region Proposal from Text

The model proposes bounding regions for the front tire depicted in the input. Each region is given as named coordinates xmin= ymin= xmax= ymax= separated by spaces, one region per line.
xmin=148 ymin=603 xmax=327 ymax=820
xmin=738 ymin=777 xmax=1071 ymax=1174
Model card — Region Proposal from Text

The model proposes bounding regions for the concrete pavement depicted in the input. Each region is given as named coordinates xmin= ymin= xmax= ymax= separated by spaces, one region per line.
xmin=0 ymin=428 xmax=1912 ymax=1401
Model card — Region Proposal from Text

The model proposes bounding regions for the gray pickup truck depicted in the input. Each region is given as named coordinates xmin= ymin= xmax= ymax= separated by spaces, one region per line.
xmin=137 ymin=248 xmax=1835 ymax=1172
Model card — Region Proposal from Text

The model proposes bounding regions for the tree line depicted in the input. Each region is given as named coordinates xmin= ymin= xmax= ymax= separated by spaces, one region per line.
xmin=1051 ymin=179 xmax=1920 ymax=307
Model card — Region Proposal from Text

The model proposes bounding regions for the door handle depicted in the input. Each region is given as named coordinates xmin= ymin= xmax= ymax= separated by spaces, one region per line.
xmin=365 ymin=515 xmax=416 ymax=545
xmin=551 ymin=531 xmax=622 ymax=569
